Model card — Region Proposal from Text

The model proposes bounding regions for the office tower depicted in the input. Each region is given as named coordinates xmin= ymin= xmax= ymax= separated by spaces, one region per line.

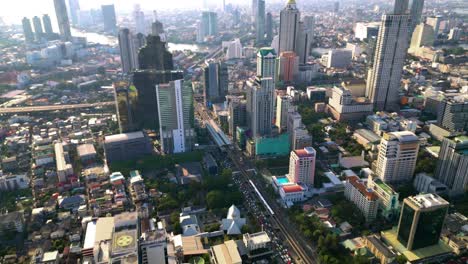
xmin=278 ymin=0 xmax=300 ymax=54
xmin=202 ymin=11 xmax=218 ymax=36
xmin=42 ymin=15 xmax=54 ymax=36
xmin=409 ymin=0 xmax=424 ymax=33
xmin=375 ymin=131 xmax=420 ymax=183
xmin=256 ymin=0 xmax=265 ymax=45
xmin=436 ymin=97 xmax=468 ymax=133
xmin=113 ymin=81 xmax=136 ymax=133
xmin=409 ymin=23 xmax=434 ymax=51
xmin=101 ymin=4 xmax=117 ymax=34
xmin=228 ymin=99 xmax=247 ymax=139
xmin=54 ymin=0 xmax=73 ymax=41
xmin=275 ymin=95 xmax=292 ymax=133
xmin=156 ymin=79 xmax=194 ymax=154
xmin=151 ymin=20 xmax=164 ymax=36
xmin=277 ymin=51 xmax=299 ymax=82
xmin=298 ymin=15 xmax=315 ymax=61
xmin=22 ymin=17 xmax=34 ymax=43
xmin=32 ymin=16 xmax=43 ymax=41
xmin=265 ymin=12 xmax=274 ymax=43
xmin=251 ymin=0 xmax=258 ymax=24
xmin=203 ymin=60 xmax=228 ymax=105
xmin=133 ymin=4 xmax=146 ymax=35
xmin=365 ymin=0 xmax=410 ymax=111
xmin=118 ymin=28 xmax=139 ymax=74
xmin=326 ymin=49 xmax=352 ymax=68
xmin=68 ymin=0 xmax=80 ymax=25
xmin=287 ymin=147 xmax=316 ymax=185
xmin=434 ymin=136 xmax=468 ymax=196
xmin=247 ymin=48 xmax=277 ymax=137
xmin=132 ymin=36 xmax=183 ymax=131
xmin=426 ymin=15 xmax=442 ymax=39
xmin=396 ymin=194 xmax=449 ymax=250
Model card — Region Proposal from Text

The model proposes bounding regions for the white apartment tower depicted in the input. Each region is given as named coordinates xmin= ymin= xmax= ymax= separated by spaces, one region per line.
xmin=287 ymin=147 xmax=316 ymax=185
xmin=376 ymin=131 xmax=420 ymax=183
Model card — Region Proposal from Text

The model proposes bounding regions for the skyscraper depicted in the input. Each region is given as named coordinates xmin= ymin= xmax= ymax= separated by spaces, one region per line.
xmin=409 ymin=23 xmax=434 ymax=51
xmin=278 ymin=0 xmax=300 ymax=54
xmin=156 ymin=79 xmax=194 ymax=154
xmin=202 ymin=11 xmax=218 ymax=36
xmin=32 ymin=16 xmax=44 ymax=41
xmin=434 ymin=136 xmax=468 ymax=196
xmin=68 ymin=0 xmax=80 ymax=25
xmin=101 ymin=4 xmax=117 ymax=34
xmin=396 ymin=194 xmax=449 ymax=250
xmin=275 ymin=94 xmax=292 ymax=133
xmin=118 ymin=28 xmax=139 ymax=74
xmin=277 ymin=51 xmax=299 ymax=82
xmin=375 ymin=131 xmax=420 ymax=183
xmin=365 ymin=0 xmax=410 ymax=111
xmin=133 ymin=4 xmax=146 ymax=35
xmin=255 ymin=0 xmax=266 ymax=45
xmin=21 ymin=17 xmax=34 ymax=43
xmin=287 ymin=147 xmax=316 ymax=185
xmin=409 ymin=0 xmax=424 ymax=33
xmin=247 ymin=48 xmax=276 ymax=137
xmin=202 ymin=60 xmax=228 ymax=105
xmin=426 ymin=15 xmax=442 ymax=40
xmin=151 ymin=20 xmax=164 ymax=36
xmin=42 ymin=14 xmax=54 ymax=36
xmin=228 ymin=99 xmax=247 ymax=140
xmin=132 ymin=36 xmax=183 ymax=131
xmin=265 ymin=12 xmax=274 ymax=43
xmin=54 ymin=0 xmax=73 ymax=41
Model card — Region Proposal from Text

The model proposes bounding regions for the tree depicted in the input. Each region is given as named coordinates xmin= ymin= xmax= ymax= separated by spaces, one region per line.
xmin=206 ymin=190 xmax=224 ymax=209
xmin=396 ymin=254 xmax=408 ymax=264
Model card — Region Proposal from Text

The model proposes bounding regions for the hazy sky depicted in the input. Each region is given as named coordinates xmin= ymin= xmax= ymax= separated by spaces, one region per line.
xmin=0 ymin=0 xmax=255 ymax=24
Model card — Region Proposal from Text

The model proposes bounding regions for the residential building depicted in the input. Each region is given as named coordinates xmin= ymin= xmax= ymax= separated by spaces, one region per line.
xmin=156 ymin=79 xmax=194 ymax=154
xmin=434 ymin=136 xmax=468 ymax=196
xmin=224 ymin=38 xmax=243 ymax=60
xmin=287 ymin=147 xmax=316 ymax=185
xmin=101 ymin=4 xmax=117 ymax=33
xmin=436 ymin=97 xmax=468 ymax=133
xmin=367 ymin=175 xmax=400 ymax=220
xmin=366 ymin=0 xmax=411 ymax=111
xmin=275 ymin=95 xmax=292 ymax=133
xmin=291 ymin=126 xmax=312 ymax=150
xmin=409 ymin=23 xmax=435 ymax=53
xmin=375 ymin=131 xmax=420 ymax=183
xmin=413 ymin=173 xmax=448 ymax=195
xmin=0 ymin=212 xmax=24 ymax=234
xmin=42 ymin=14 xmax=54 ymax=36
xmin=55 ymin=142 xmax=73 ymax=183
xmin=426 ymin=15 xmax=442 ymax=38
xmin=53 ymin=0 xmax=72 ymax=41
xmin=22 ymin=17 xmax=34 ymax=43
xmin=344 ymin=176 xmax=379 ymax=222
xmin=32 ymin=16 xmax=43 ymax=41
xmin=203 ymin=60 xmax=228 ymax=105
xmin=396 ymin=193 xmax=449 ymax=250
xmin=104 ymin=131 xmax=152 ymax=163
xmin=68 ymin=0 xmax=80 ymax=25
xmin=277 ymin=51 xmax=299 ymax=82
xmin=0 ymin=173 xmax=29 ymax=191
xmin=354 ymin=22 xmax=380 ymax=41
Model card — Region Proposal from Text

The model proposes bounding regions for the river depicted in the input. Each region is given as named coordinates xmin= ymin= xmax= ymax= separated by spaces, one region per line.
xmin=70 ymin=28 xmax=208 ymax=52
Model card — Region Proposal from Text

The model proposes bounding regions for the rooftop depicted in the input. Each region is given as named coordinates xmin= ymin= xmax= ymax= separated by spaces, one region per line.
xmin=347 ymin=176 xmax=378 ymax=201
xmin=244 ymin=231 xmax=271 ymax=245
xmin=77 ymin=144 xmax=96 ymax=157
xmin=366 ymin=235 xmax=395 ymax=258
xmin=282 ymin=184 xmax=304 ymax=193
xmin=294 ymin=147 xmax=316 ymax=158
xmin=407 ymin=193 xmax=449 ymax=209
xmin=105 ymin=131 xmax=145 ymax=144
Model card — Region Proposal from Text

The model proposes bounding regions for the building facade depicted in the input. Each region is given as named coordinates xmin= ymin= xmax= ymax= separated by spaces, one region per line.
xmin=344 ymin=176 xmax=379 ymax=222
xmin=54 ymin=0 xmax=72 ymax=41
xmin=287 ymin=147 xmax=316 ymax=185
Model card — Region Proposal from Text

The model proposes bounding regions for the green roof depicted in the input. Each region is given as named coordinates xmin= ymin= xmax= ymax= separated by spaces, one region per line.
xmin=374 ymin=178 xmax=395 ymax=194
xmin=258 ymin=47 xmax=276 ymax=57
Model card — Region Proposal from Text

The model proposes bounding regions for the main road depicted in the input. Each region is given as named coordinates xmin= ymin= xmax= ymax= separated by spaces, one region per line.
xmin=0 ymin=102 xmax=115 ymax=114
xmin=196 ymin=104 xmax=317 ymax=264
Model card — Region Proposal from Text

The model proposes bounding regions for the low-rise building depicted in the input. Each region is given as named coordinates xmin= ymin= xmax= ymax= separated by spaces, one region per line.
xmin=243 ymin=231 xmax=273 ymax=259
xmin=0 ymin=211 xmax=24 ymax=234
xmin=367 ymin=175 xmax=400 ymax=220
xmin=210 ymin=240 xmax=242 ymax=264
xmin=0 ymin=172 xmax=29 ymax=191
xmin=364 ymin=235 xmax=396 ymax=264
xmin=77 ymin=144 xmax=97 ymax=163
xmin=104 ymin=131 xmax=152 ymax=163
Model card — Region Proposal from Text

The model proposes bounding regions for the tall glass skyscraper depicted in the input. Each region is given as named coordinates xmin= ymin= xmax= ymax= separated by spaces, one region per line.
xmin=54 ymin=0 xmax=72 ymax=41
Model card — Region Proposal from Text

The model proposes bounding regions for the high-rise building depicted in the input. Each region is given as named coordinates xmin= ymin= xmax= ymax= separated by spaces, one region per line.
xmin=151 ymin=20 xmax=164 ymax=36
xmin=277 ymin=51 xmax=299 ymax=82
xmin=396 ymin=193 xmax=449 ymax=250
xmin=133 ymin=4 xmax=146 ymax=35
xmin=297 ymin=16 xmax=314 ymax=63
xmin=287 ymin=147 xmax=316 ymax=185
xmin=132 ymin=36 xmax=183 ymax=131
xmin=434 ymin=136 xmax=468 ymax=196
xmin=436 ymin=97 xmax=468 ymax=133
xmin=255 ymin=0 xmax=265 ymax=45
xmin=42 ymin=14 xmax=54 ymax=36
xmin=409 ymin=0 xmax=424 ymax=33
xmin=278 ymin=0 xmax=300 ymax=55
xmin=409 ymin=23 xmax=434 ymax=51
xmin=101 ymin=4 xmax=117 ymax=34
xmin=68 ymin=0 xmax=80 ymax=25
xmin=228 ymin=99 xmax=247 ymax=140
xmin=201 ymin=11 xmax=218 ymax=38
xmin=118 ymin=28 xmax=139 ymax=74
xmin=251 ymin=0 xmax=258 ymax=25
xmin=344 ymin=175 xmax=379 ymax=222
xmin=326 ymin=49 xmax=352 ymax=68
xmin=21 ymin=17 xmax=34 ymax=43
xmin=334 ymin=1 xmax=340 ymax=13
xmin=113 ymin=81 xmax=137 ymax=133
xmin=202 ymin=60 xmax=228 ymax=105
xmin=276 ymin=95 xmax=292 ymax=133
xmin=156 ymin=79 xmax=194 ymax=154
xmin=225 ymin=38 xmax=243 ymax=60
xmin=32 ymin=16 xmax=44 ymax=41
xmin=375 ymin=131 xmax=420 ymax=183
xmin=265 ymin=12 xmax=274 ymax=43
xmin=247 ymin=48 xmax=277 ymax=138
xmin=426 ymin=15 xmax=442 ymax=39
xmin=54 ymin=0 xmax=73 ymax=41
xmin=448 ymin=28 xmax=462 ymax=41
xmin=365 ymin=0 xmax=410 ymax=111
